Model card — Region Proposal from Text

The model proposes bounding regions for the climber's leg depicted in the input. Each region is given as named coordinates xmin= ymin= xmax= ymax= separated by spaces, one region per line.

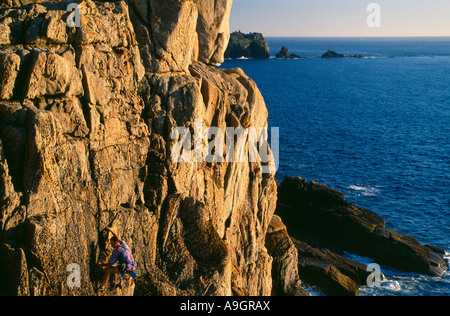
xmin=100 ymin=266 xmax=120 ymax=289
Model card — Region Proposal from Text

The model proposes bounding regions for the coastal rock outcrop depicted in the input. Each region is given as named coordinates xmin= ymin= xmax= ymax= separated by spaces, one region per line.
xmin=224 ymin=31 xmax=270 ymax=60
xmin=275 ymin=46 xmax=302 ymax=59
xmin=293 ymin=239 xmax=369 ymax=296
xmin=276 ymin=176 xmax=448 ymax=295
xmin=265 ymin=215 xmax=309 ymax=296
xmin=0 ymin=0 xmax=282 ymax=296
xmin=321 ymin=50 xmax=364 ymax=59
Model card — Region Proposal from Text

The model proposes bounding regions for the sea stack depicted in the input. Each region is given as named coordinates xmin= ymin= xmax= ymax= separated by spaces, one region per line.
xmin=321 ymin=50 xmax=364 ymax=59
xmin=276 ymin=46 xmax=303 ymax=59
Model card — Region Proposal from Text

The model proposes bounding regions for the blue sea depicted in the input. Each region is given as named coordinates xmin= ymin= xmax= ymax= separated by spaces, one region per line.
xmin=221 ymin=37 xmax=450 ymax=296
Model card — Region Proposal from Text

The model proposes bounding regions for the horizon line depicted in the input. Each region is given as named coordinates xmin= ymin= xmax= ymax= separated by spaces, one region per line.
xmin=230 ymin=30 xmax=450 ymax=39
xmin=231 ymin=33 xmax=450 ymax=39
xmin=263 ymin=35 xmax=450 ymax=38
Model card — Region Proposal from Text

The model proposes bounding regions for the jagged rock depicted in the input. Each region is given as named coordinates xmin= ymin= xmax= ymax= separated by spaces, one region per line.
xmin=23 ymin=51 xmax=83 ymax=99
xmin=0 ymin=138 xmax=24 ymax=238
xmin=292 ymin=239 xmax=368 ymax=296
xmin=81 ymin=66 xmax=111 ymax=107
xmin=0 ymin=125 xmax=27 ymax=189
xmin=0 ymin=243 xmax=29 ymax=296
xmin=28 ymin=266 xmax=47 ymax=296
xmin=0 ymin=100 xmax=23 ymax=128
xmin=321 ymin=50 xmax=345 ymax=59
xmin=0 ymin=18 xmax=11 ymax=45
xmin=321 ymin=50 xmax=364 ymax=59
xmin=134 ymin=266 xmax=189 ymax=296
xmin=0 ymin=0 xmax=154 ymax=296
xmin=298 ymin=256 xmax=360 ymax=296
xmin=293 ymin=239 xmax=370 ymax=286
xmin=127 ymin=0 xmax=199 ymax=73
xmin=0 ymin=52 xmax=21 ymax=99
xmin=196 ymin=0 xmax=233 ymax=66
xmin=276 ymin=176 xmax=448 ymax=280
xmin=266 ymin=215 xmax=309 ymax=296
xmin=275 ymin=46 xmax=302 ymax=59
xmin=126 ymin=0 xmax=235 ymax=70
xmin=266 ymin=212 xmax=368 ymax=296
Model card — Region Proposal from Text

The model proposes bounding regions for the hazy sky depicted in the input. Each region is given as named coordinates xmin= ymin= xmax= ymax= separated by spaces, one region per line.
xmin=229 ymin=0 xmax=450 ymax=37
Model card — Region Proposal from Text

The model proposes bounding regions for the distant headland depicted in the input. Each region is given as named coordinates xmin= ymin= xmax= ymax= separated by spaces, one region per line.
xmin=224 ymin=31 xmax=271 ymax=59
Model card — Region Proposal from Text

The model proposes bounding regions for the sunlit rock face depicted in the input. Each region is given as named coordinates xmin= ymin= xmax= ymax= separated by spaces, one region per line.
xmin=0 ymin=0 xmax=287 ymax=296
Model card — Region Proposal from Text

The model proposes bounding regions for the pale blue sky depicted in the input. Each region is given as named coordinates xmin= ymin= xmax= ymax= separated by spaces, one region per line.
xmin=230 ymin=0 xmax=450 ymax=37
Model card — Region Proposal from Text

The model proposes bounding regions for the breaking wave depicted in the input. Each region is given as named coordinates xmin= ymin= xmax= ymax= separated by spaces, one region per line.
xmin=348 ymin=185 xmax=381 ymax=197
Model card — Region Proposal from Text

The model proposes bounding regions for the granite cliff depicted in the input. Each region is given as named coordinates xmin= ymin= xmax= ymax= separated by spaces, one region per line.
xmin=0 ymin=0 xmax=447 ymax=297
xmin=0 ymin=0 xmax=290 ymax=296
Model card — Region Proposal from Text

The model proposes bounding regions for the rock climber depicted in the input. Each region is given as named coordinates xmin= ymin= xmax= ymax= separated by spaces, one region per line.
xmin=97 ymin=227 xmax=137 ymax=294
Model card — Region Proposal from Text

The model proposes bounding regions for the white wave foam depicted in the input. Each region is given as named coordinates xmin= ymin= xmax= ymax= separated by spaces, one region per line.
xmin=348 ymin=185 xmax=380 ymax=197
xmin=365 ymin=56 xmax=389 ymax=59
xmin=380 ymin=280 xmax=402 ymax=292
xmin=444 ymin=252 xmax=450 ymax=266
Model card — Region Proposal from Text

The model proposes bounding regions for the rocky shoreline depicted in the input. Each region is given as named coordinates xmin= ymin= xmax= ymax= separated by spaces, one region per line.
xmin=274 ymin=176 xmax=447 ymax=295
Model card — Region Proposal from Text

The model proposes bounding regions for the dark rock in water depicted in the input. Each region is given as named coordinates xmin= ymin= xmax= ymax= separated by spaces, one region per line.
xmin=293 ymin=238 xmax=374 ymax=295
xmin=293 ymin=239 xmax=366 ymax=296
xmin=321 ymin=50 xmax=364 ymax=59
xmin=276 ymin=176 xmax=448 ymax=294
xmin=268 ymin=209 xmax=368 ymax=296
xmin=347 ymin=54 xmax=365 ymax=59
xmin=276 ymin=46 xmax=290 ymax=59
xmin=276 ymin=46 xmax=303 ymax=59
xmin=225 ymin=31 xmax=270 ymax=59
xmin=321 ymin=50 xmax=345 ymax=58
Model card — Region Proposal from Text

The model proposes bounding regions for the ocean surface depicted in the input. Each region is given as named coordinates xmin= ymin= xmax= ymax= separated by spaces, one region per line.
xmin=220 ymin=37 xmax=450 ymax=296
